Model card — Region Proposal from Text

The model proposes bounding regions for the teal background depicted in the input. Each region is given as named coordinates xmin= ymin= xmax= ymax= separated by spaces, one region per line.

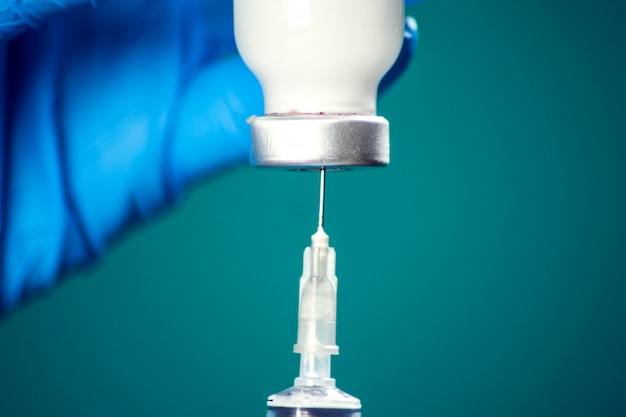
xmin=1 ymin=0 xmax=625 ymax=416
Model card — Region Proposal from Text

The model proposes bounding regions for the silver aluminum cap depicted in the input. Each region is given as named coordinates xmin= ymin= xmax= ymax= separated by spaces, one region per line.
xmin=250 ymin=115 xmax=390 ymax=168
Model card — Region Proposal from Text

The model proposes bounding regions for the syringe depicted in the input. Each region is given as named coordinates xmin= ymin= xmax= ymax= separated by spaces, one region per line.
xmin=266 ymin=170 xmax=361 ymax=417
xmin=233 ymin=2 xmax=406 ymax=415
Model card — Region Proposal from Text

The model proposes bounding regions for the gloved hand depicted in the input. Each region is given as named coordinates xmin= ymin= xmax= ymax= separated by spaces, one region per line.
xmin=0 ymin=0 xmax=419 ymax=315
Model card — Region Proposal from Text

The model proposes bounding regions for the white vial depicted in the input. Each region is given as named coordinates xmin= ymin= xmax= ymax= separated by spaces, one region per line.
xmin=234 ymin=0 xmax=406 ymax=168
xmin=235 ymin=0 xmax=405 ymax=115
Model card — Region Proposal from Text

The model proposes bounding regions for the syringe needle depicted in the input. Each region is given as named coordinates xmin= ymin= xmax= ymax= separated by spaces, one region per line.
xmin=318 ymin=168 xmax=326 ymax=229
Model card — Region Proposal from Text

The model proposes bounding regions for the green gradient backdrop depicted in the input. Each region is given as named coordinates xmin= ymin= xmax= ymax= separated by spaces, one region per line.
xmin=1 ymin=1 xmax=625 ymax=416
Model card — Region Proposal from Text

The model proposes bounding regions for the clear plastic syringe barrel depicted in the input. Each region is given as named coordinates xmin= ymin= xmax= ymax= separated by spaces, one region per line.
xmin=294 ymin=228 xmax=338 ymax=387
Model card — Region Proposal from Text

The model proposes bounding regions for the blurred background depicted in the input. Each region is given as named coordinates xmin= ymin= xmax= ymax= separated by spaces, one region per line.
xmin=1 ymin=0 xmax=625 ymax=416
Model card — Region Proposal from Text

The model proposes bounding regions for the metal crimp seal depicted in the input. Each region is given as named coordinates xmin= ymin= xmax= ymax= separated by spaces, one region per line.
xmin=250 ymin=115 xmax=390 ymax=168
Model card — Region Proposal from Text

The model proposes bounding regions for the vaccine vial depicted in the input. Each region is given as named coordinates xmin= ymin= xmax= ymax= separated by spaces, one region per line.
xmin=234 ymin=0 xmax=405 ymax=168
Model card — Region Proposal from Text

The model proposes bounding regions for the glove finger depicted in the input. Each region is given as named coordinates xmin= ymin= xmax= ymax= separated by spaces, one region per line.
xmin=55 ymin=1 xmax=191 ymax=259
xmin=0 ymin=0 xmax=99 ymax=42
xmin=1 ymin=25 xmax=88 ymax=313
xmin=56 ymin=0 xmax=256 ymax=252
xmin=166 ymin=55 xmax=262 ymax=192
xmin=378 ymin=16 xmax=418 ymax=95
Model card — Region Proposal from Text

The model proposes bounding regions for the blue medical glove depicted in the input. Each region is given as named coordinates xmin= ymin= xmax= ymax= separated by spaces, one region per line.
xmin=0 ymin=0 xmax=418 ymax=315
